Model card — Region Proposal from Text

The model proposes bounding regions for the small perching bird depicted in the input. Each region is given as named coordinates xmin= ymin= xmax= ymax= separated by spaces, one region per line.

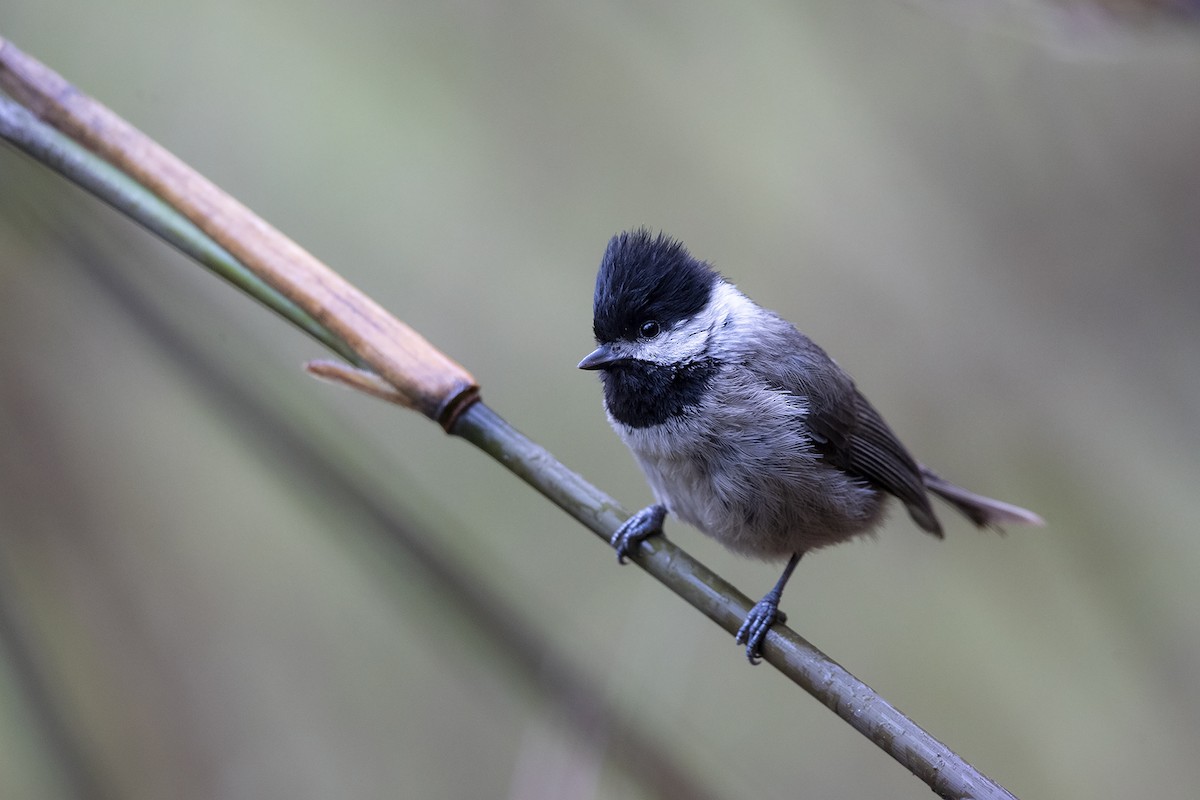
xmin=579 ymin=229 xmax=1044 ymax=662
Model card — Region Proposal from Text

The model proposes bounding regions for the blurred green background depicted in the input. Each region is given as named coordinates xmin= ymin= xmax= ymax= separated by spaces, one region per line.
xmin=2 ymin=2 xmax=1199 ymax=798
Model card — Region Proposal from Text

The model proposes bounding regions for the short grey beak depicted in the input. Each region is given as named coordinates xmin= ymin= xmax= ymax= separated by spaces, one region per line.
xmin=578 ymin=344 xmax=618 ymax=370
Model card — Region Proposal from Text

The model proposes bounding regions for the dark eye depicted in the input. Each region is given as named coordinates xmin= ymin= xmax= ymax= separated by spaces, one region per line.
xmin=639 ymin=320 xmax=661 ymax=339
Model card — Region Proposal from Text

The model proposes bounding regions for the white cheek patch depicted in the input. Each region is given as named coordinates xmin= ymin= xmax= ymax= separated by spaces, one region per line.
xmin=643 ymin=324 xmax=708 ymax=364
xmin=640 ymin=281 xmax=755 ymax=365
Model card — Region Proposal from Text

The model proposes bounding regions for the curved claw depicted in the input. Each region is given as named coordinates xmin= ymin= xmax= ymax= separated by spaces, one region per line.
xmin=611 ymin=504 xmax=666 ymax=564
xmin=735 ymin=594 xmax=782 ymax=665
xmin=734 ymin=553 xmax=800 ymax=664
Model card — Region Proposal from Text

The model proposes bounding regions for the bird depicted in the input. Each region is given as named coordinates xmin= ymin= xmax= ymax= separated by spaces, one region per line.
xmin=578 ymin=229 xmax=1044 ymax=663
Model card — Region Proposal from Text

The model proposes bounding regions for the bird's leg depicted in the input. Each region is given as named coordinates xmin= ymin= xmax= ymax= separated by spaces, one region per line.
xmin=735 ymin=553 xmax=802 ymax=664
xmin=611 ymin=504 xmax=666 ymax=564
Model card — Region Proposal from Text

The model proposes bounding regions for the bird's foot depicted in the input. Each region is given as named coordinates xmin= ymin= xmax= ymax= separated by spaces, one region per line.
xmin=612 ymin=504 xmax=666 ymax=564
xmin=735 ymin=590 xmax=785 ymax=665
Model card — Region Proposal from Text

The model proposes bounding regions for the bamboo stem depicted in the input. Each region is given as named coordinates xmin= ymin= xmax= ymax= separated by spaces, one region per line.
xmin=0 ymin=36 xmax=476 ymax=424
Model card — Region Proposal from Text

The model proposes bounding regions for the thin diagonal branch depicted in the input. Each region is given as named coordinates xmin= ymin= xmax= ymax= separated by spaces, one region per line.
xmin=0 ymin=35 xmax=1018 ymax=799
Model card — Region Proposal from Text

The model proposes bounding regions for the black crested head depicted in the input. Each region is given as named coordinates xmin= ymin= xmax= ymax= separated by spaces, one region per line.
xmin=592 ymin=229 xmax=720 ymax=344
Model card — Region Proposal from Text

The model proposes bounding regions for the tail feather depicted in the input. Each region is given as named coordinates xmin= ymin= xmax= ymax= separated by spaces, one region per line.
xmin=920 ymin=467 xmax=1045 ymax=530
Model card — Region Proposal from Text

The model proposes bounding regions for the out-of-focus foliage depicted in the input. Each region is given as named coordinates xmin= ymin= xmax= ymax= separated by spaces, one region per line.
xmin=1 ymin=3 xmax=1198 ymax=799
